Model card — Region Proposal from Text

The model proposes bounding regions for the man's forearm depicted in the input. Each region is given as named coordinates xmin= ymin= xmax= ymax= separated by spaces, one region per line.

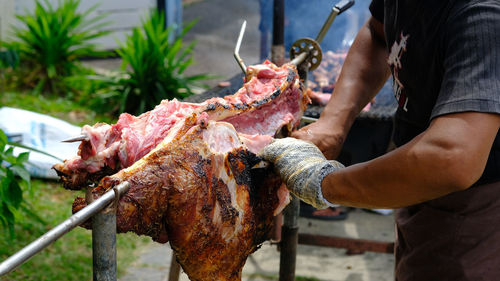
xmin=322 ymin=112 xmax=500 ymax=209
xmin=322 ymin=135 xmax=459 ymax=209
xmin=321 ymin=17 xmax=391 ymax=137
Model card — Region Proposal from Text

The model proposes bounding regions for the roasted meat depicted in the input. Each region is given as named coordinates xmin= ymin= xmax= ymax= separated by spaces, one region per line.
xmin=74 ymin=118 xmax=286 ymax=280
xmin=55 ymin=61 xmax=308 ymax=190
xmin=57 ymin=61 xmax=309 ymax=281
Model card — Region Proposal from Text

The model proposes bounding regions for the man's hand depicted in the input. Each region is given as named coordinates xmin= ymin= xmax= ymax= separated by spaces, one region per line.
xmin=259 ymin=137 xmax=344 ymax=209
xmin=291 ymin=119 xmax=345 ymax=160
xmin=291 ymin=17 xmax=391 ymax=161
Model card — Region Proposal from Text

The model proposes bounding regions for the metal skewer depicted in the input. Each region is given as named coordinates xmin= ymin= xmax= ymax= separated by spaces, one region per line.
xmin=234 ymin=20 xmax=248 ymax=75
xmin=62 ymin=134 xmax=88 ymax=143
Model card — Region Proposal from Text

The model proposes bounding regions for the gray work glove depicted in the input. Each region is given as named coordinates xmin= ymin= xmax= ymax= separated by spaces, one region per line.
xmin=260 ymin=137 xmax=344 ymax=209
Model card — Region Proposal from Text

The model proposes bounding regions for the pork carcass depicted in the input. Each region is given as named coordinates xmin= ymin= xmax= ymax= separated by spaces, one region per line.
xmin=58 ymin=61 xmax=309 ymax=281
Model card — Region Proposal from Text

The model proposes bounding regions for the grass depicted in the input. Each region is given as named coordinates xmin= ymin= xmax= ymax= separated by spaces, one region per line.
xmin=0 ymin=179 xmax=151 ymax=281
xmin=0 ymin=92 xmax=150 ymax=280
xmin=0 ymin=91 xmax=115 ymax=126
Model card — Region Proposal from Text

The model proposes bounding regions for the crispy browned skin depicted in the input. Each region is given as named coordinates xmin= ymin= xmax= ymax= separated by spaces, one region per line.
xmin=55 ymin=164 xmax=118 ymax=191
xmin=165 ymin=149 xmax=280 ymax=281
xmin=73 ymin=119 xmax=281 ymax=281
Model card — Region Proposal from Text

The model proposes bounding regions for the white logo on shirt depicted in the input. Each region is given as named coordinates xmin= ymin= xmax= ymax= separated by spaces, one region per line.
xmin=388 ymin=32 xmax=410 ymax=111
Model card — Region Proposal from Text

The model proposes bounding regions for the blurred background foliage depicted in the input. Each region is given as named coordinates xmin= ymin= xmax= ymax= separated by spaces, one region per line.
xmin=1 ymin=0 xmax=207 ymax=115
xmin=86 ymin=12 xmax=209 ymax=115
xmin=0 ymin=129 xmax=33 ymax=239
xmin=2 ymin=0 xmax=111 ymax=95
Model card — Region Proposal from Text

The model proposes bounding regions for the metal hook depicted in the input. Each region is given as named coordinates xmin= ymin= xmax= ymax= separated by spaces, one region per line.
xmin=102 ymin=183 xmax=123 ymax=213
xmin=234 ymin=20 xmax=248 ymax=75
xmin=85 ymin=184 xmax=95 ymax=204
xmin=110 ymin=185 xmax=121 ymax=212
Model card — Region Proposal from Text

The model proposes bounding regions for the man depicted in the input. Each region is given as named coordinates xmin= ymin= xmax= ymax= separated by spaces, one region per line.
xmin=261 ymin=0 xmax=500 ymax=280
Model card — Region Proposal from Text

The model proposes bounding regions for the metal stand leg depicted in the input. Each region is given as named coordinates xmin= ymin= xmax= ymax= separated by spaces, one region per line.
xmin=168 ymin=252 xmax=181 ymax=281
xmin=279 ymin=196 xmax=300 ymax=281
xmin=271 ymin=213 xmax=283 ymax=242
xmin=92 ymin=210 xmax=117 ymax=281
xmin=271 ymin=0 xmax=284 ymax=67
xmin=92 ymin=185 xmax=122 ymax=281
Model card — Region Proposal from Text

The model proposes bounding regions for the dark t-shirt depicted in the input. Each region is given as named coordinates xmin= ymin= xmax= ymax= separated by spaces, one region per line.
xmin=369 ymin=1 xmax=500 ymax=280
xmin=369 ymin=0 xmax=500 ymax=185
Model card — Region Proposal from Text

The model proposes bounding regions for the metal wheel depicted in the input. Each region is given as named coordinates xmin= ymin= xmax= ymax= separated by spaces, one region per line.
xmin=289 ymin=38 xmax=323 ymax=71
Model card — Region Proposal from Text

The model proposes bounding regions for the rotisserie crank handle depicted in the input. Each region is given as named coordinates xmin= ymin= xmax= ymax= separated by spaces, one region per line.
xmin=315 ymin=0 xmax=355 ymax=44
xmin=335 ymin=0 xmax=355 ymax=14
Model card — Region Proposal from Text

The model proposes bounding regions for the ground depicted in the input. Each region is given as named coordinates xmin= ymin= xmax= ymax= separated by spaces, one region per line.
xmin=119 ymin=209 xmax=395 ymax=281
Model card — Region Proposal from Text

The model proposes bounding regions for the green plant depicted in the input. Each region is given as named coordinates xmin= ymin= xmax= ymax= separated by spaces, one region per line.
xmin=0 ymin=127 xmax=62 ymax=238
xmin=0 ymin=179 xmax=151 ymax=280
xmin=95 ymin=11 xmax=208 ymax=115
xmin=0 ymin=48 xmax=19 ymax=93
xmin=0 ymin=49 xmax=19 ymax=69
xmin=0 ymin=129 xmax=31 ymax=238
xmin=4 ymin=0 xmax=110 ymax=95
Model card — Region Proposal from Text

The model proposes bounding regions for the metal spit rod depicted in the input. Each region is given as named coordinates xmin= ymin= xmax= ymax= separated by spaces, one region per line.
xmin=0 ymin=181 xmax=131 ymax=277
xmin=316 ymin=0 xmax=354 ymax=44
xmin=62 ymin=134 xmax=88 ymax=143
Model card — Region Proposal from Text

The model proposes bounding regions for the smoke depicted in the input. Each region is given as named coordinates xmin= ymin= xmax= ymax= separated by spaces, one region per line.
xmin=259 ymin=0 xmax=372 ymax=56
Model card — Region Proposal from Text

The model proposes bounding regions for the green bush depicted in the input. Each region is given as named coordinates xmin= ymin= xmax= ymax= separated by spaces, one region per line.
xmin=3 ymin=0 xmax=110 ymax=95
xmin=92 ymin=11 xmax=208 ymax=115
xmin=0 ymin=129 xmax=31 ymax=238
xmin=0 ymin=49 xmax=19 ymax=69
xmin=0 ymin=128 xmax=63 ymax=238
xmin=0 ymin=48 xmax=19 ymax=91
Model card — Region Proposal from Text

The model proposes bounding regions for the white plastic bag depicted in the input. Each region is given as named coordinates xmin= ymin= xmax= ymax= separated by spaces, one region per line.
xmin=0 ymin=107 xmax=81 ymax=179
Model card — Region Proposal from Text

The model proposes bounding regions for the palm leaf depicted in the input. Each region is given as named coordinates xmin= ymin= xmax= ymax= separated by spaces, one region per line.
xmin=8 ymin=0 xmax=110 ymax=94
